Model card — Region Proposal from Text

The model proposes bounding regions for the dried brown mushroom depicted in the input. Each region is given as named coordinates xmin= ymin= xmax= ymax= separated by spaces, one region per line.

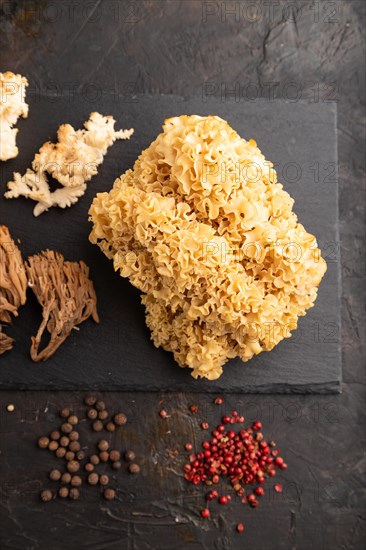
xmin=0 ymin=225 xmax=27 ymax=354
xmin=25 ymin=250 xmax=99 ymax=362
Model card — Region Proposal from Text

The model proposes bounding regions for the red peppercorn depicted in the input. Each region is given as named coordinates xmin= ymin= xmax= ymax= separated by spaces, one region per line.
xmin=189 ymin=404 xmax=198 ymax=414
xmin=214 ymin=397 xmax=224 ymax=405
xmin=236 ymin=523 xmax=244 ymax=533
xmin=252 ymin=421 xmax=262 ymax=431
xmin=206 ymin=490 xmax=218 ymax=501
xmin=201 ymin=422 xmax=209 ymax=430
xmin=159 ymin=409 xmax=167 ymax=419
xmin=185 ymin=443 xmax=193 ymax=451
xmin=274 ymin=484 xmax=283 ymax=493
xmin=222 ymin=415 xmax=231 ymax=424
xmin=255 ymin=487 xmax=265 ymax=496
xmin=200 ymin=508 xmax=210 ymax=518
xmin=219 ymin=496 xmax=229 ymax=505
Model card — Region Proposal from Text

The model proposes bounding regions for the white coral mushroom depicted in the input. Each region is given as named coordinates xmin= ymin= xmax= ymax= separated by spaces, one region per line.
xmin=0 ymin=72 xmax=29 ymax=161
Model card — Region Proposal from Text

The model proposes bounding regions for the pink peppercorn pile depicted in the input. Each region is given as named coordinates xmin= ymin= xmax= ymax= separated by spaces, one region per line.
xmin=183 ymin=410 xmax=287 ymax=512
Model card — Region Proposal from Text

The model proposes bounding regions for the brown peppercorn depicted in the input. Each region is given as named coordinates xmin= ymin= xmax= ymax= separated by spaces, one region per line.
xmin=40 ymin=489 xmax=53 ymax=502
xmin=112 ymin=461 xmax=122 ymax=470
xmin=95 ymin=400 xmax=106 ymax=411
xmin=67 ymin=460 xmax=80 ymax=473
xmin=88 ymin=473 xmax=99 ymax=485
xmin=99 ymin=475 xmax=109 ymax=486
xmin=103 ymin=488 xmax=115 ymax=500
xmin=69 ymin=441 xmax=81 ymax=453
xmin=71 ymin=475 xmax=82 ymax=487
xmin=87 ymin=408 xmax=98 ymax=420
xmin=69 ymin=431 xmax=79 ymax=442
xmin=124 ymin=450 xmax=136 ymax=462
xmin=60 ymin=436 xmax=70 ymax=447
xmin=99 ymin=451 xmax=109 ymax=462
xmin=49 ymin=469 xmax=62 ymax=481
xmin=84 ymin=395 xmax=97 ymax=406
xmin=69 ymin=488 xmax=80 ymax=500
xmin=109 ymin=450 xmax=121 ymax=462
xmin=65 ymin=451 xmax=75 ymax=461
xmin=61 ymin=472 xmax=72 ymax=484
xmin=128 ymin=463 xmax=140 ymax=475
xmin=50 ymin=431 xmax=60 ymax=441
xmin=85 ymin=463 xmax=94 ymax=473
xmin=61 ymin=422 xmax=73 ymax=434
xmin=48 ymin=441 xmax=59 ymax=452
xmin=89 ymin=454 xmax=100 ymax=465
xmin=68 ymin=415 xmax=78 ymax=426
xmin=114 ymin=413 xmax=127 ymax=426
xmin=76 ymin=451 xmax=85 ymax=461
xmin=105 ymin=421 xmax=116 ymax=432
xmin=58 ymin=487 xmax=69 ymax=498
xmin=98 ymin=410 xmax=109 ymax=420
xmin=59 ymin=407 xmax=70 ymax=418
xmin=98 ymin=440 xmax=109 ymax=452
xmin=56 ymin=447 xmax=67 ymax=458
xmin=38 ymin=436 xmax=49 ymax=449
xmin=92 ymin=420 xmax=103 ymax=432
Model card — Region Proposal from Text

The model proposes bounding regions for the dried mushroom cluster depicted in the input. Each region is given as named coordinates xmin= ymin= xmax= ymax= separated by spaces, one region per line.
xmin=0 ymin=226 xmax=27 ymax=354
xmin=6 ymin=112 xmax=134 ymax=216
xmin=0 ymin=71 xmax=29 ymax=161
xmin=89 ymin=115 xmax=327 ymax=380
xmin=26 ymin=251 xmax=99 ymax=362
xmin=0 ymin=225 xmax=99 ymax=361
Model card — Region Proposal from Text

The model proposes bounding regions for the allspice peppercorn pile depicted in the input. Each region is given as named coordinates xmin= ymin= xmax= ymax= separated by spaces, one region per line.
xmin=37 ymin=395 xmax=140 ymax=502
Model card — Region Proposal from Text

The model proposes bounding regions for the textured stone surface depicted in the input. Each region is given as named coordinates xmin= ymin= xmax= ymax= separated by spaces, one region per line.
xmin=0 ymin=1 xmax=365 ymax=549
xmin=0 ymin=95 xmax=341 ymax=393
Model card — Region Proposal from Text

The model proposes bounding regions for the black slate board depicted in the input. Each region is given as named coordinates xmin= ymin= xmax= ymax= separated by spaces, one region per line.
xmin=0 ymin=94 xmax=341 ymax=392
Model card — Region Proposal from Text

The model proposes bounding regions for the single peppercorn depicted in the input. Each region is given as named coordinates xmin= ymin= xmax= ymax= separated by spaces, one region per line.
xmin=274 ymin=484 xmax=283 ymax=493
xmin=61 ymin=422 xmax=73 ymax=434
xmin=67 ymin=415 xmax=78 ymax=426
xmin=112 ymin=461 xmax=122 ymax=470
xmin=50 ymin=430 xmax=60 ymax=441
xmin=48 ymin=441 xmax=59 ymax=451
xmin=84 ymin=395 xmax=97 ymax=406
xmin=236 ymin=523 xmax=244 ymax=533
xmin=69 ymin=488 xmax=80 ymax=500
xmin=87 ymin=408 xmax=98 ymax=420
xmin=67 ymin=460 xmax=80 ymax=473
xmin=98 ymin=410 xmax=109 ymax=420
xmin=60 ymin=436 xmax=70 ymax=447
xmin=88 ymin=473 xmax=99 ymax=485
xmin=95 ymin=400 xmax=106 ymax=411
xmin=38 ymin=436 xmax=49 ymax=449
xmin=219 ymin=496 xmax=229 ymax=505
xmin=189 ymin=404 xmax=198 ymax=413
xmin=201 ymin=422 xmax=209 ymax=430
xmin=40 ymin=489 xmax=53 ymax=502
xmin=114 ymin=413 xmax=127 ymax=426
xmin=124 ymin=450 xmax=135 ymax=462
xmin=56 ymin=447 xmax=67 ymax=458
xmin=109 ymin=450 xmax=120 ymax=462
xmin=76 ymin=451 xmax=85 ymax=461
xmin=58 ymin=487 xmax=69 ymax=498
xmin=200 ymin=508 xmax=210 ymax=518
xmin=103 ymin=488 xmax=115 ymax=500
xmin=89 ymin=454 xmax=100 ymax=465
xmin=65 ymin=451 xmax=75 ymax=461
xmin=59 ymin=407 xmax=70 ymax=418
xmin=69 ymin=431 xmax=79 ymax=441
xmin=128 ymin=463 xmax=140 ymax=475
xmin=98 ymin=440 xmax=109 ymax=452
xmin=99 ymin=474 xmax=109 ymax=486
xmin=159 ymin=409 xmax=167 ymax=419
xmin=49 ymin=469 xmax=61 ymax=481
xmin=71 ymin=475 xmax=82 ymax=487
xmin=69 ymin=441 xmax=81 ymax=453
xmin=185 ymin=443 xmax=193 ymax=451
xmin=214 ymin=397 xmax=224 ymax=405
xmin=61 ymin=472 xmax=72 ymax=484
xmin=92 ymin=420 xmax=103 ymax=432
xmin=99 ymin=451 xmax=109 ymax=462
xmin=85 ymin=463 xmax=94 ymax=473
xmin=105 ymin=421 xmax=116 ymax=432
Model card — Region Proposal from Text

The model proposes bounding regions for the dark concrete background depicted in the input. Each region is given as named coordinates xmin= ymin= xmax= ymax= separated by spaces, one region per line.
xmin=0 ymin=1 xmax=365 ymax=549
